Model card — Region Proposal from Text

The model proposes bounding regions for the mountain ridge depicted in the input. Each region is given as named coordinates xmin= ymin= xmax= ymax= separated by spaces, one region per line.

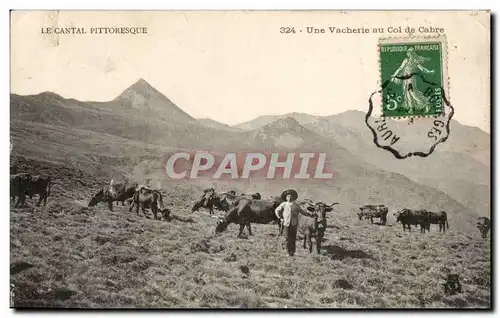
xmin=9 ymin=79 xmax=490 ymax=219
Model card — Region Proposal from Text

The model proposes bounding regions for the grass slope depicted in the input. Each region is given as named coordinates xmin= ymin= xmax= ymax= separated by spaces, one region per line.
xmin=10 ymin=157 xmax=490 ymax=308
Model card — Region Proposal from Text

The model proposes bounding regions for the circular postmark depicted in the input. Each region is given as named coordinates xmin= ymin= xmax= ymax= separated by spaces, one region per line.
xmin=366 ymin=76 xmax=454 ymax=159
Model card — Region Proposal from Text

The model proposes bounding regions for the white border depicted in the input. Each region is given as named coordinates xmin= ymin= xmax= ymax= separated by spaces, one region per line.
xmin=2 ymin=1 xmax=497 ymax=318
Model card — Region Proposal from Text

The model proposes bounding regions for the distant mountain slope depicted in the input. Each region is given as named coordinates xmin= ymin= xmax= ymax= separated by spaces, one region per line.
xmin=303 ymin=112 xmax=490 ymax=216
xmin=10 ymin=91 xmax=249 ymax=151
xmin=234 ymin=112 xmax=319 ymax=130
xmin=11 ymin=115 xmax=479 ymax=230
xmin=197 ymin=118 xmax=243 ymax=132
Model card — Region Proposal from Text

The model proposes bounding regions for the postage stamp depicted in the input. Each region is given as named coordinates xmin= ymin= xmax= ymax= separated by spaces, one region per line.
xmin=366 ymin=35 xmax=453 ymax=159
xmin=379 ymin=36 xmax=448 ymax=118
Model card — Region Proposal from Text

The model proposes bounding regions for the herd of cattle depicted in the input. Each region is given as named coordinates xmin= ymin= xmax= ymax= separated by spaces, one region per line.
xmin=10 ymin=173 xmax=492 ymax=254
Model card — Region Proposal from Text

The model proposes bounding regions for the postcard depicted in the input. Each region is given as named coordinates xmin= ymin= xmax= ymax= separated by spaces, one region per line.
xmin=10 ymin=10 xmax=491 ymax=309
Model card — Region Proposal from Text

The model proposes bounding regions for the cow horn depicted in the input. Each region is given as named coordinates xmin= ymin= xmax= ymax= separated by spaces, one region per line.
xmin=210 ymin=215 xmax=220 ymax=218
xmin=328 ymin=202 xmax=340 ymax=207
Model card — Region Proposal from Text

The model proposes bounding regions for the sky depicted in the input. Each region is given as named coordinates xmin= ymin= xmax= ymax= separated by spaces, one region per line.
xmin=10 ymin=11 xmax=490 ymax=132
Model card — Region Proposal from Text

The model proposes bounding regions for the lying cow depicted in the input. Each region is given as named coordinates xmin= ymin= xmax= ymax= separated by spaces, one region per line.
xmin=477 ymin=217 xmax=490 ymax=239
xmin=130 ymin=186 xmax=170 ymax=221
xmin=214 ymin=197 xmax=283 ymax=237
xmin=358 ymin=205 xmax=388 ymax=225
xmin=10 ymin=173 xmax=32 ymax=208
xmin=88 ymin=179 xmax=138 ymax=211
xmin=26 ymin=175 xmax=51 ymax=207
xmin=421 ymin=210 xmax=449 ymax=233
xmin=395 ymin=208 xmax=428 ymax=233
xmin=298 ymin=202 xmax=338 ymax=253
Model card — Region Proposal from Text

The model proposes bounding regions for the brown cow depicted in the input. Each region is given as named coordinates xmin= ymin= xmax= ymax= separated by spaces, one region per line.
xmin=298 ymin=202 xmax=338 ymax=253
xmin=88 ymin=180 xmax=138 ymax=211
xmin=130 ymin=186 xmax=170 ymax=221
xmin=214 ymin=198 xmax=283 ymax=237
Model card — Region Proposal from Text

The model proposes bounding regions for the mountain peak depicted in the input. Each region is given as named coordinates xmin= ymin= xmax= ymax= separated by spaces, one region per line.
xmin=134 ymin=78 xmax=154 ymax=88
xmin=272 ymin=116 xmax=301 ymax=128
xmin=113 ymin=78 xmax=195 ymax=123
xmin=116 ymin=78 xmax=160 ymax=99
xmin=257 ymin=116 xmax=311 ymax=135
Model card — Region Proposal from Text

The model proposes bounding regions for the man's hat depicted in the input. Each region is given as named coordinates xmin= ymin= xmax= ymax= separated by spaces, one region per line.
xmin=281 ymin=189 xmax=298 ymax=201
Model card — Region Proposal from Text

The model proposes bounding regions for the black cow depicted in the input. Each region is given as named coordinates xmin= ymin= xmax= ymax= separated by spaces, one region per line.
xmin=214 ymin=198 xmax=283 ymax=237
xmin=26 ymin=176 xmax=51 ymax=207
xmin=130 ymin=187 xmax=170 ymax=221
xmin=358 ymin=205 xmax=388 ymax=225
xmin=395 ymin=208 xmax=428 ymax=233
xmin=88 ymin=180 xmax=138 ymax=211
xmin=477 ymin=217 xmax=490 ymax=239
xmin=10 ymin=173 xmax=32 ymax=208
xmin=191 ymin=188 xmax=216 ymax=214
xmin=298 ymin=202 xmax=338 ymax=253
xmin=421 ymin=211 xmax=449 ymax=233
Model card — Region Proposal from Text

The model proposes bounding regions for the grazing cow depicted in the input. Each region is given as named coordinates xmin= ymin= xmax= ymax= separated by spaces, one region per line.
xmin=130 ymin=187 xmax=170 ymax=221
xmin=214 ymin=198 xmax=283 ymax=237
xmin=26 ymin=176 xmax=51 ymax=207
xmin=395 ymin=208 xmax=428 ymax=233
xmin=358 ymin=205 xmax=388 ymax=225
xmin=88 ymin=180 xmax=138 ymax=211
xmin=298 ymin=202 xmax=338 ymax=253
xmin=421 ymin=210 xmax=449 ymax=233
xmin=477 ymin=217 xmax=490 ymax=239
xmin=10 ymin=173 xmax=32 ymax=208
xmin=191 ymin=188 xmax=217 ymax=215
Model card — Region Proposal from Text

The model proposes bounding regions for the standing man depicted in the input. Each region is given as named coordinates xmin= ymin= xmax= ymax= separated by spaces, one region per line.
xmin=275 ymin=189 xmax=301 ymax=257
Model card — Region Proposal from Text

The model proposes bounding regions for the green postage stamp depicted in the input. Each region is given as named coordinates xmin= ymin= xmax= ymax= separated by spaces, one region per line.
xmin=379 ymin=36 xmax=448 ymax=118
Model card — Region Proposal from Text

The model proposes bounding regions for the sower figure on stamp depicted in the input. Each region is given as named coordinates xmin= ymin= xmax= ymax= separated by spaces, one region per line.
xmin=390 ymin=47 xmax=435 ymax=114
xmin=275 ymin=189 xmax=301 ymax=257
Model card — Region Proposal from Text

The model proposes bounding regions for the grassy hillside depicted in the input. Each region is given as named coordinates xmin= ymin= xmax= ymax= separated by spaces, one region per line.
xmin=10 ymin=114 xmax=480 ymax=231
